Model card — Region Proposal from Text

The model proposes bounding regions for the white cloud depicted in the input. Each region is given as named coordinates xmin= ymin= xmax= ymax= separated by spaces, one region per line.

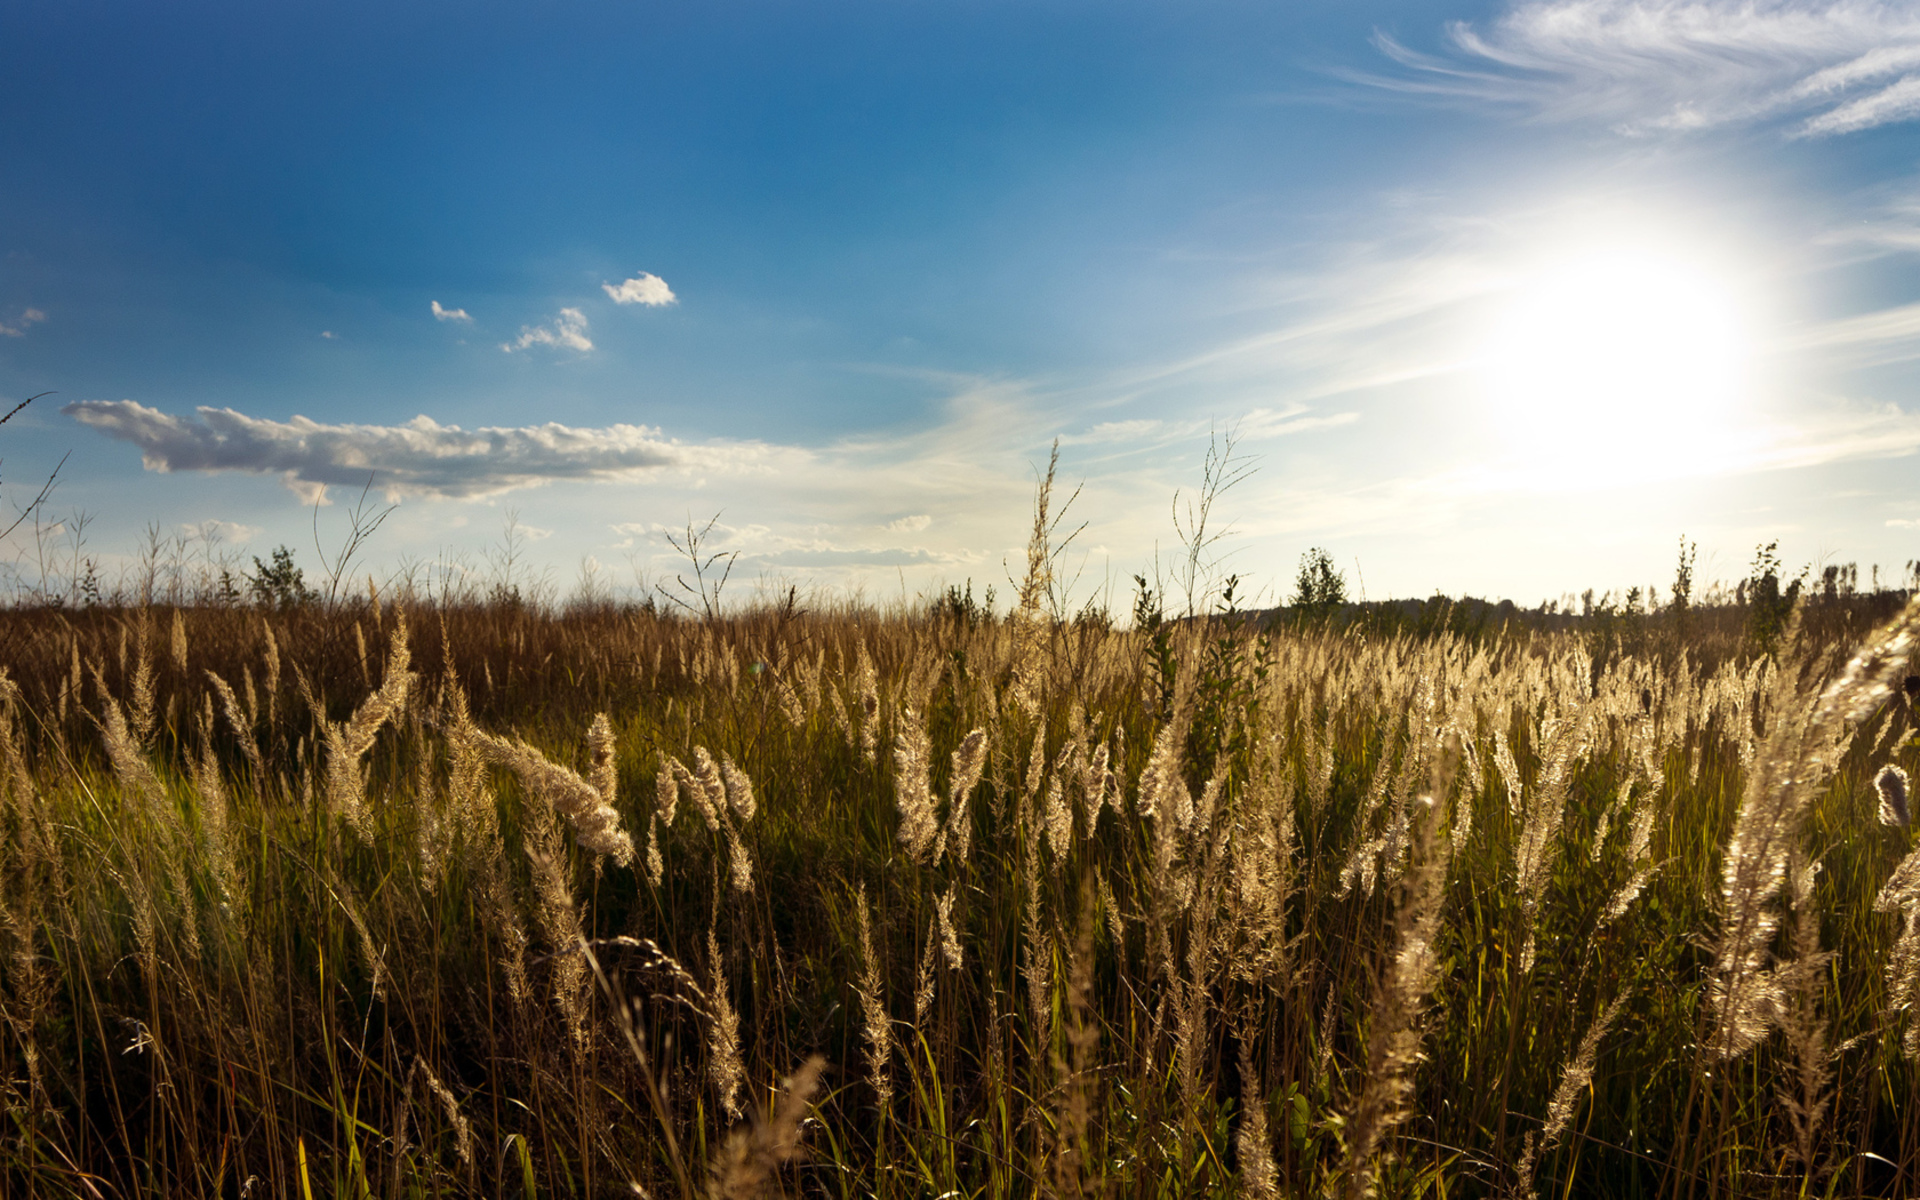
xmin=0 ymin=307 xmax=46 ymax=337
xmin=63 ymin=400 xmax=769 ymax=502
xmin=320 ymin=330 xmax=338 ymax=340
xmin=182 ymin=519 xmax=261 ymax=544
xmin=885 ymin=514 xmax=933 ymax=532
xmin=503 ymin=307 xmax=592 ymax=353
xmin=602 ymin=273 xmax=677 ymax=306
xmin=1358 ymin=1 xmax=1920 ymax=137
xmin=431 ymin=300 xmax=473 ymax=323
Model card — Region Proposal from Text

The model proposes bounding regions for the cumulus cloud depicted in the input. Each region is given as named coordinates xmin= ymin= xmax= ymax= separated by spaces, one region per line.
xmin=0 ymin=307 xmax=46 ymax=337
xmin=602 ymin=273 xmax=677 ymax=306
xmin=503 ymin=307 xmax=592 ymax=353
xmin=884 ymin=514 xmax=933 ymax=533
xmin=320 ymin=330 xmax=338 ymax=340
xmin=1358 ymin=0 xmax=1920 ymax=137
xmin=62 ymin=399 xmax=757 ymax=502
xmin=431 ymin=300 xmax=473 ymax=323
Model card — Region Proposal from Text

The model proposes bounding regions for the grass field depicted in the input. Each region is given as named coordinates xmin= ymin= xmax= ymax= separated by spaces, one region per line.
xmin=3 ymin=543 xmax=1920 ymax=1197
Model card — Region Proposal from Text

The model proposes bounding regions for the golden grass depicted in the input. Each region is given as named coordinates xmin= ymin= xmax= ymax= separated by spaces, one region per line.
xmin=0 ymin=584 xmax=1916 ymax=1197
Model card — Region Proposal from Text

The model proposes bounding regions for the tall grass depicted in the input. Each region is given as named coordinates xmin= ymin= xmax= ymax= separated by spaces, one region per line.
xmin=1 ymin=573 xmax=1919 ymax=1197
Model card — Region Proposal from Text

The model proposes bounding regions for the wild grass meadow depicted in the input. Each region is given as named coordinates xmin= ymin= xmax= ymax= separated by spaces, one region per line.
xmin=5 ymin=485 xmax=1920 ymax=1198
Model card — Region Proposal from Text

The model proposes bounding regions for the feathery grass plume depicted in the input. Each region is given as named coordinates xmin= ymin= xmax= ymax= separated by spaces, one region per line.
xmin=414 ymin=729 xmax=453 ymax=895
xmin=97 ymin=692 xmax=201 ymax=961
xmin=933 ymin=726 xmax=988 ymax=864
xmin=1011 ymin=723 xmax=1047 ymax=823
xmin=1493 ymin=728 xmax=1523 ymax=816
xmin=646 ymin=815 xmax=665 ymax=886
xmin=655 ymin=757 xmax=683 ymax=826
xmin=1602 ymin=797 xmax=1659 ymax=926
xmin=913 ymin=928 xmax=938 ymax=1029
xmin=707 ymin=1055 xmax=826 ymax=1200
xmin=205 ymin=669 xmax=265 ymax=778
xmin=1136 ymin=719 xmax=1190 ymax=823
xmin=526 ymin=831 xmax=590 ymax=1048
xmin=412 ymin=1056 xmax=474 ymax=1169
xmin=1083 ymin=741 xmax=1112 ymax=832
xmin=1044 ymin=773 xmax=1072 ymax=862
xmin=1715 ymin=598 xmax=1920 ymax=1060
xmin=691 ymin=746 xmax=726 ymax=830
xmin=1511 ymin=993 xmax=1627 ymax=1200
xmin=0 ymin=672 xmax=53 ymax=879
xmin=707 ymin=926 xmax=747 ymax=1123
xmin=857 ymin=640 xmax=880 ymax=764
xmin=1022 ymin=834 xmax=1054 ymax=1057
xmin=1048 ymin=886 xmax=1100 ymax=1200
xmin=1338 ymin=788 xmax=1448 ymax=1200
xmin=892 ymin=707 xmax=938 ymax=861
xmin=774 ymin=672 xmax=807 ymax=727
xmin=935 ymin=885 xmax=963 ymax=970
xmin=725 ymin=819 xmax=755 ymax=893
xmin=331 ymin=871 xmax=389 ymax=1003
xmin=187 ymin=726 xmax=240 ymax=918
xmin=854 ymin=884 xmax=893 ymax=1108
xmin=260 ymin=618 xmax=281 ymax=730
xmin=1514 ymin=718 xmax=1578 ymax=972
xmin=1236 ymin=1036 xmax=1278 ymax=1200
xmin=1775 ymin=851 xmax=1835 ymax=1173
xmin=588 ymin=712 xmax=617 ymax=806
xmin=127 ymin=611 xmax=157 ymax=748
xmin=469 ymin=720 xmax=634 ymax=865
xmin=1879 ymin=764 xmax=1911 ymax=827
xmin=719 ymin=752 xmax=756 ymax=822
xmin=1875 ymin=825 xmax=1920 ymax=1056
xmin=314 ymin=615 xmax=414 ymax=844
xmin=168 ymin=608 xmax=188 ymax=674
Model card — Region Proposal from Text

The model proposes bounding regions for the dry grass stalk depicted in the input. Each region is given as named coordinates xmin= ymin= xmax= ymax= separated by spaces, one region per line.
xmin=315 ymin=616 xmax=414 ymax=844
xmin=691 ymin=746 xmax=726 ymax=830
xmin=1237 ymin=1035 xmax=1278 ymax=1200
xmin=1716 ymin=599 xmax=1920 ymax=1060
xmin=854 ymin=885 xmax=893 ymax=1108
xmin=720 ymin=752 xmax=756 ymax=822
xmin=1048 ymin=887 xmax=1100 ymax=1200
xmin=526 ymin=833 xmax=589 ymax=1049
xmin=204 ymin=669 xmax=265 ymax=777
xmin=933 ymin=727 xmax=987 ymax=865
xmin=1339 ymin=790 xmax=1448 ymax=1200
xmin=708 ymin=926 xmax=747 ymax=1122
xmin=1878 ymin=763 xmax=1910 ymax=827
xmin=1775 ymin=851 xmax=1835 ymax=1174
xmin=935 ymin=886 xmax=963 ymax=970
xmin=892 ymin=707 xmax=938 ymax=862
xmin=706 ymin=1055 xmax=826 ymax=1200
xmin=857 ymin=641 xmax=880 ymax=764
xmin=656 ymin=758 xmax=683 ymax=827
xmin=470 ymin=716 xmax=634 ymax=865
xmin=1511 ymin=992 xmax=1627 ymax=1200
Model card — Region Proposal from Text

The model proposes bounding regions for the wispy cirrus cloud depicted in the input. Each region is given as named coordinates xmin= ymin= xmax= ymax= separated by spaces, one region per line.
xmin=503 ymin=307 xmax=592 ymax=352
xmin=63 ymin=400 xmax=770 ymax=503
xmin=0 ymin=307 xmax=46 ymax=337
xmin=1358 ymin=0 xmax=1920 ymax=137
xmin=603 ymin=273 xmax=676 ymax=306
xmin=431 ymin=300 xmax=472 ymax=323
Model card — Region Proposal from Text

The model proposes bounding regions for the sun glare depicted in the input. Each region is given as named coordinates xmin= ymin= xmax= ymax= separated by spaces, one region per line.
xmin=1479 ymin=248 xmax=1748 ymax=484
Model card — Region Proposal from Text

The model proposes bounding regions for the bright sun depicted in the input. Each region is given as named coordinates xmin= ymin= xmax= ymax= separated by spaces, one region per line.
xmin=1479 ymin=249 xmax=1748 ymax=482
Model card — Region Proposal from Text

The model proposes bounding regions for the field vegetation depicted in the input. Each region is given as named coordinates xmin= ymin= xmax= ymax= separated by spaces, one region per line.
xmin=5 ymin=479 xmax=1920 ymax=1197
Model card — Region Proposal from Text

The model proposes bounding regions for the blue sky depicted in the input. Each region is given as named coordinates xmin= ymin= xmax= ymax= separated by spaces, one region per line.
xmin=7 ymin=0 xmax=1920 ymax=609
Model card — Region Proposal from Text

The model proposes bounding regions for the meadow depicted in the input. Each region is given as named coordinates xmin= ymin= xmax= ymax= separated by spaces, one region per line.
xmin=3 ymin=519 xmax=1920 ymax=1198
